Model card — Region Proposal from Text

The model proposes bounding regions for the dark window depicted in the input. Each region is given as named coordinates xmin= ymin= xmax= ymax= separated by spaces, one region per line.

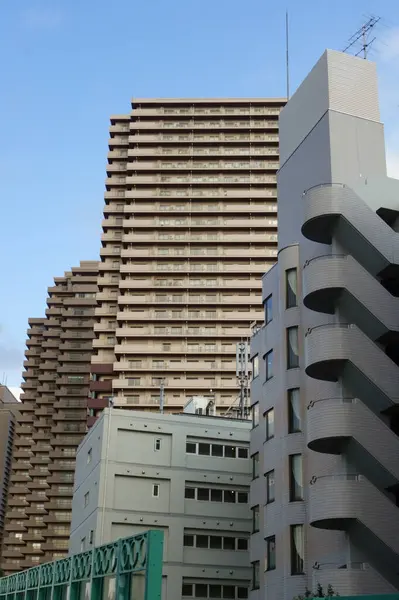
xmin=223 ymin=490 xmax=236 ymax=503
xmin=197 ymin=488 xmax=210 ymax=501
xmin=265 ymin=350 xmax=273 ymax=381
xmin=211 ymin=444 xmax=223 ymax=457
xmin=238 ymin=447 xmax=248 ymax=459
xmin=252 ymin=453 xmax=260 ymax=479
xmin=291 ymin=525 xmax=305 ymax=574
xmin=265 ymin=536 xmax=276 ymax=571
xmin=182 ymin=583 xmax=193 ymax=597
xmin=209 ymin=536 xmax=222 ymax=549
xmin=237 ymin=492 xmax=248 ymax=503
xmin=198 ymin=443 xmax=210 ymax=456
xmin=289 ymin=454 xmax=303 ymax=501
xmin=265 ymin=470 xmax=275 ymax=504
xmin=211 ymin=488 xmax=223 ymax=502
xmin=252 ymin=354 xmax=259 ymax=379
xmin=195 ymin=584 xmax=208 ymax=598
xmin=252 ymin=561 xmax=260 ymax=590
xmin=265 ymin=408 xmax=275 ymax=440
xmin=265 ymin=294 xmax=272 ymax=324
xmin=196 ymin=535 xmax=208 ymax=549
xmin=223 ymin=537 xmax=235 ymax=550
xmin=224 ymin=446 xmax=236 ymax=458
xmin=252 ymin=403 xmax=260 ymax=428
xmin=237 ymin=538 xmax=248 ymax=550
xmin=237 ymin=587 xmax=249 ymax=599
xmin=288 ymin=388 xmax=301 ymax=433
xmin=186 ymin=442 xmax=196 ymax=454
xmin=185 ymin=487 xmax=195 ymax=499
xmin=183 ymin=534 xmax=194 ymax=547
xmin=287 ymin=327 xmax=299 ymax=369
xmin=222 ymin=585 xmax=235 ymax=599
xmin=209 ymin=585 xmax=222 ymax=598
xmin=252 ymin=505 xmax=259 ymax=533
xmin=286 ymin=268 xmax=298 ymax=308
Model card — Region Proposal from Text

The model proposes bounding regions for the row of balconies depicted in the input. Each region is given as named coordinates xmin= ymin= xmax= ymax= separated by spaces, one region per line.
xmin=105 ymin=188 xmax=276 ymax=200
xmin=100 ymin=265 xmax=269 ymax=280
xmin=100 ymin=247 xmax=277 ymax=260
xmin=131 ymin=106 xmax=282 ymax=117
xmin=106 ymin=174 xmax=276 ymax=186
xmin=103 ymin=202 xmax=276 ymax=218
xmin=124 ymin=133 xmax=279 ymax=144
xmin=107 ymin=159 xmax=279 ymax=172
xmin=95 ymin=324 xmax=250 ymax=339
xmin=129 ymin=119 xmax=279 ymax=130
xmin=114 ymin=341 xmax=237 ymax=354
xmin=97 ymin=309 xmax=260 ymax=324
xmin=114 ymin=358 xmax=235 ymax=372
xmin=114 ymin=376 xmax=238 ymax=390
xmin=103 ymin=216 xmax=277 ymax=229
xmin=117 ymin=145 xmax=280 ymax=158
xmin=114 ymin=292 xmax=262 ymax=305
xmin=102 ymin=233 xmax=277 ymax=245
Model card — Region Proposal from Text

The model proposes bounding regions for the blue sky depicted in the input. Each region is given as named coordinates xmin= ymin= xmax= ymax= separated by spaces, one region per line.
xmin=1 ymin=0 xmax=399 ymax=388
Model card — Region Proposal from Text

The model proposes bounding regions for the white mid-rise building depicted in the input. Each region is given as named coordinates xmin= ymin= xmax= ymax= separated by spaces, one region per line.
xmin=70 ymin=407 xmax=252 ymax=600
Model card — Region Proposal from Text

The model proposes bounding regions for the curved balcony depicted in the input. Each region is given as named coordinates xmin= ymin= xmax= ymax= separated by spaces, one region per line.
xmin=303 ymin=254 xmax=399 ymax=343
xmin=306 ymin=397 xmax=399 ymax=488
xmin=311 ymin=562 xmax=396 ymax=596
xmin=305 ymin=324 xmax=398 ymax=413
xmin=309 ymin=474 xmax=399 ymax=589
xmin=301 ymin=183 xmax=399 ymax=279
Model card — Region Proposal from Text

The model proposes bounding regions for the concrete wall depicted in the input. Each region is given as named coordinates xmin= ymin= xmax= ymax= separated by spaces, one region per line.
xmin=71 ymin=409 xmax=252 ymax=600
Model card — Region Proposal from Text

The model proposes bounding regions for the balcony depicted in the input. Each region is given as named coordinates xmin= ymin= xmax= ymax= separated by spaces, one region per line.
xmin=89 ymin=380 xmax=113 ymax=392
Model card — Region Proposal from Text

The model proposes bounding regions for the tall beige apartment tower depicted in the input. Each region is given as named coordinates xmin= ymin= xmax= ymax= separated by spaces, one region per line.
xmin=89 ymin=98 xmax=286 ymax=418
xmin=1 ymin=262 xmax=98 ymax=574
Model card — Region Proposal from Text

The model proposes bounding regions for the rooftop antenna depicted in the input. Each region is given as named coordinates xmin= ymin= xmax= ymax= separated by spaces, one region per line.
xmin=285 ymin=10 xmax=290 ymax=99
xmin=343 ymin=15 xmax=381 ymax=59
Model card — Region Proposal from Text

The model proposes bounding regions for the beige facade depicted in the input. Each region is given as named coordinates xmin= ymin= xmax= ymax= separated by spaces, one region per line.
xmin=1 ymin=262 xmax=98 ymax=573
xmin=89 ymin=98 xmax=285 ymax=418
xmin=0 ymin=388 xmax=20 ymax=563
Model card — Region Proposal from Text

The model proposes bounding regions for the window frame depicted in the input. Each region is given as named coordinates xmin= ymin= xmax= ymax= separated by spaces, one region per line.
xmin=265 ymin=470 xmax=275 ymax=504
xmin=288 ymin=388 xmax=301 ymax=433
xmin=265 ymin=535 xmax=276 ymax=571
xmin=290 ymin=524 xmax=305 ymax=575
xmin=285 ymin=268 xmax=298 ymax=309
xmin=265 ymin=408 xmax=275 ymax=440
xmin=152 ymin=484 xmax=160 ymax=498
xmin=265 ymin=349 xmax=273 ymax=381
xmin=289 ymin=454 xmax=304 ymax=502
xmin=287 ymin=326 xmax=299 ymax=369
xmin=251 ymin=561 xmax=260 ymax=590
xmin=252 ymin=354 xmax=259 ymax=380
xmin=252 ymin=403 xmax=260 ymax=429
xmin=264 ymin=294 xmax=272 ymax=325
xmin=251 ymin=505 xmax=260 ymax=533
xmin=154 ymin=438 xmax=162 ymax=451
xmin=251 ymin=452 xmax=260 ymax=480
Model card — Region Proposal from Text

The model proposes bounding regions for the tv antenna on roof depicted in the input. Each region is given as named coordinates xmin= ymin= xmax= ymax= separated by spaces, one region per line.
xmin=343 ymin=15 xmax=381 ymax=59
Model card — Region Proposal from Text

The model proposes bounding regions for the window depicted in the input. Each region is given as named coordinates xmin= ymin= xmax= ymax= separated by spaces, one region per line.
xmin=237 ymin=447 xmax=248 ymax=459
xmin=265 ymin=536 xmax=276 ymax=571
xmin=288 ymin=388 xmax=301 ymax=433
xmin=252 ymin=561 xmax=260 ymax=590
xmin=198 ymin=488 xmax=210 ymax=501
xmin=211 ymin=444 xmax=223 ymax=457
xmin=287 ymin=327 xmax=299 ymax=369
xmin=252 ymin=453 xmax=259 ymax=479
xmin=87 ymin=448 xmax=92 ymax=464
xmin=252 ymin=354 xmax=259 ymax=380
xmin=152 ymin=484 xmax=160 ymax=497
xmin=184 ymin=534 xmax=195 ymax=547
xmin=89 ymin=530 xmax=94 ymax=545
xmin=186 ymin=442 xmax=196 ymax=454
xmin=185 ymin=487 xmax=195 ymax=499
xmin=252 ymin=403 xmax=259 ymax=429
xmin=265 ymin=408 xmax=275 ymax=440
xmin=185 ymin=486 xmax=247 ymax=504
xmin=289 ymin=454 xmax=303 ymax=501
xmin=286 ymin=268 xmax=298 ymax=308
xmin=291 ymin=525 xmax=305 ymax=574
xmin=265 ymin=470 xmax=275 ymax=504
xmin=264 ymin=294 xmax=272 ymax=324
xmin=154 ymin=438 xmax=162 ymax=451
xmin=80 ymin=537 xmax=86 ymax=552
xmin=84 ymin=492 xmax=89 ymax=507
xmin=252 ymin=505 xmax=260 ymax=533
xmin=265 ymin=350 xmax=273 ymax=380
xmin=198 ymin=443 xmax=211 ymax=456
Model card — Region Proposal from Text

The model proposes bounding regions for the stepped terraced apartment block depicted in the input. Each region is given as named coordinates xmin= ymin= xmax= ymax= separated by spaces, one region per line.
xmin=1 ymin=262 xmax=98 ymax=573
xmin=250 ymin=50 xmax=399 ymax=599
xmin=89 ymin=97 xmax=285 ymax=419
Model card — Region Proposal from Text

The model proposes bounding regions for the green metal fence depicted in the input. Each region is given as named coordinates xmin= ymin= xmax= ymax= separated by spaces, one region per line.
xmin=0 ymin=530 xmax=163 ymax=600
